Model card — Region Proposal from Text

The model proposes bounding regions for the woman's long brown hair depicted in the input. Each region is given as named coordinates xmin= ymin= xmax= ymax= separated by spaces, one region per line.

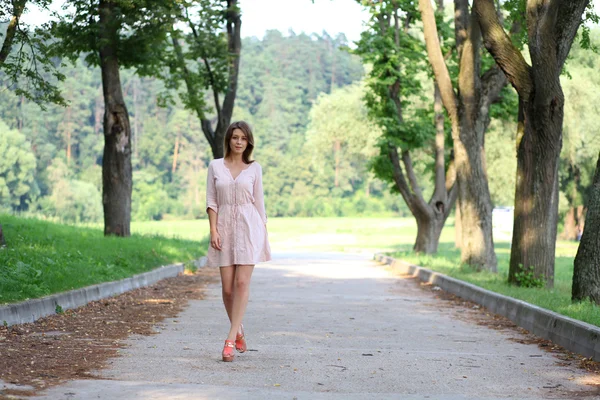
xmin=224 ymin=121 xmax=255 ymax=164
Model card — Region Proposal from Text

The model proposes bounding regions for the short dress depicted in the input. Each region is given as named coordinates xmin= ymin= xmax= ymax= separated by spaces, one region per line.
xmin=206 ymin=158 xmax=272 ymax=267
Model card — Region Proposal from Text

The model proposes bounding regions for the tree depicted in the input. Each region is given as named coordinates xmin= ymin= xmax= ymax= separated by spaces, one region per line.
xmin=418 ymin=0 xmax=511 ymax=269
xmin=355 ymin=0 xmax=457 ymax=254
xmin=474 ymin=0 xmax=591 ymax=286
xmin=165 ymin=0 xmax=241 ymax=159
xmin=304 ymin=83 xmax=380 ymax=196
xmin=572 ymin=152 xmax=600 ymax=303
xmin=558 ymin=38 xmax=600 ymax=240
xmin=0 ymin=120 xmax=37 ymax=210
xmin=50 ymin=0 xmax=177 ymax=236
xmin=0 ymin=0 xmax=65 ymax=106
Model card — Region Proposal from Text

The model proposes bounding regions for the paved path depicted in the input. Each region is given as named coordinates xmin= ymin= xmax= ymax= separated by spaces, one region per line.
xmin=36 ymin=253 xmax=597 ymax=399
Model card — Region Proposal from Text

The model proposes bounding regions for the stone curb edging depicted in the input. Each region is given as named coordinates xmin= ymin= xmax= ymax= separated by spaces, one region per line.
xmin=375 ymin=253 xmax=600 ymax=361
xmin=0 ymin=256 xmax=208 ymax=327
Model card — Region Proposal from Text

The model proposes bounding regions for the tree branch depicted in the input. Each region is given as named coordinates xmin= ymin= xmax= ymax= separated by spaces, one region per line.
xmin=454 ymin=0 xmax=469 ymax=56
xmin=418 ymin=0 xmax=458 ymax=121
xmin=388 ymin=145 xmax=418 ymax=213
xmin=555 ymin=0 xmax=589 ymax=70
xmin=474 ymin=0 xmax=533 ymax=98
xmin=170 ymin=32 xmax=215 ymax=149
xmin=184 ymin=6 xmax=222 ymax=122
xmin=0 ymin=0 xmax=27 ymax=65
xmin=217 ymin=0 xmax=241 ymax=133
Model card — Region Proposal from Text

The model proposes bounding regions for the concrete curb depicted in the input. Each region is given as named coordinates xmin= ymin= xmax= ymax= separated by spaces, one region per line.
xmin=375 ymin=253 xmax=600 ymax=361
xmin=0 ymin=256 xmax=208 ymax=327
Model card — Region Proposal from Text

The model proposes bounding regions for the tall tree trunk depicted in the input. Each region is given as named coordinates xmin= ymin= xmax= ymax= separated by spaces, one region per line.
xmin=454 ymin=120 xmax=497 ymax=270
xmin=66 ymin=106 xmax=72 ymax=164
xmin=419 ymin=0 xmax=504 ymax=270
xmin=172 ymin=0 xmax=241 ymax=159
xmin=572 ymin=152 xmax=600 ymax=303
xmin=454 ymin=199 xmax=462 ymax=248
xmin=414 ymin=209 xmax=446 ymax=254
xmin=172 ymin=130 xmax=180 ymax=175
xmin=133 ymin=78 xmax=139 ymax=159
xmin=563 ymin=207 xmax=577 ymax=241
xmin=475 ymin=0 xmax=588 ymax=286
xmin=94 ymin=86 xmax=103 ymax=135
xmin=99 ymin=0 xmax=132 ymax=237
xmin=334 ymin=140 xmax=341 ymax=187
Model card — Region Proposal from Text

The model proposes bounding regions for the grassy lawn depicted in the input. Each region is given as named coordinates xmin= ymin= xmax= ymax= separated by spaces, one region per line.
xmin=0 ymin=215 xmax=206 ymax=304
xmin=390 ymin=231 xmax=600 ymax=328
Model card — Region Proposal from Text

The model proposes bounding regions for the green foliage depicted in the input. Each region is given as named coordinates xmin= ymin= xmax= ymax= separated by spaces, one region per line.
xmin=0 ymin=1 xmax=66 ymax=107
xmin=161 ymin=0 xmax=230 ymax=113
xmin=0 ymin=214 xmax=206 ymax=303
xmin=0 ymin=120 xmax=37 ymax=209
xmin=0 ymin=28 xmax=372 ymax=221
xmin=514 ymin=264 xmax=546 ymax=288
xmin=48 ymin=0 xmax=177 ymax=75
xmin=559 ymin=31 xmax=600 ymax=221
xmin=354 ymin=1 xmax=430 ymax=150
xmin=485 ymin=120 xmax=517 ymax=207
xmin=31 ymin=158 xmax=103 ymax=223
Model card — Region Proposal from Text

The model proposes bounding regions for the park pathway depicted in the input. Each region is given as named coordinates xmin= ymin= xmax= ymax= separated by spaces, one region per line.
xmin=36 ymin=252 xmax=598 ymax=399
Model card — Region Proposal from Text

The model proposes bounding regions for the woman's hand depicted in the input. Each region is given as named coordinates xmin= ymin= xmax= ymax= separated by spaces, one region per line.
xmin=210 ymin=230 xmax=222 ymax=251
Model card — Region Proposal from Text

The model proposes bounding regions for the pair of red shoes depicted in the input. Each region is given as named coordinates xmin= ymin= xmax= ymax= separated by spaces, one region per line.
xmin=222 ymin=325 xmax=246 ymax=362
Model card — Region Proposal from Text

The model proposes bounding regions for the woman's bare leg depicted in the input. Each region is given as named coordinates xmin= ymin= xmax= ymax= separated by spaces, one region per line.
xmin=220 ymin=266 xmax=235 ymax=321
xmin=227 ymin=264 xmax=254 ymax=341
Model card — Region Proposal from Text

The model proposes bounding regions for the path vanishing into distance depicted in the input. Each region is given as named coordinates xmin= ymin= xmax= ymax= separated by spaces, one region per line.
xmin=36 ymin=252 xmax=599 ymax=399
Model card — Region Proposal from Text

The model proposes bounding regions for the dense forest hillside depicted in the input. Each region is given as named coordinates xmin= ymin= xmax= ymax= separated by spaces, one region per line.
xmin=0 ymin=31 xmax=389 ymax=222
xmin=1 ymin=27 xmax=599 ymax=231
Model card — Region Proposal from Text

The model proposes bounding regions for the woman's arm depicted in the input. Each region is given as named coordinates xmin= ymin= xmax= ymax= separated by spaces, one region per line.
xmin=206 ymin=163 xmax=221 ymax=250
xmin=208 ymin=208 xmax=221 ymax=250
xmin=253 ymin=163 xmax=267 ymax=225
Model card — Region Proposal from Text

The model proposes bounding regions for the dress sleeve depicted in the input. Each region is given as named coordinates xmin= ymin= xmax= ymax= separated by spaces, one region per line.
xmin=206 ymin=162 xmax=218 ymax=214
xmin=253 ymin=163 xmax=267 ymax=224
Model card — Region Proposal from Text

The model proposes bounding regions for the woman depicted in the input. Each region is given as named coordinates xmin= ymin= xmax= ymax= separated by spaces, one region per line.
xmin=205 ymin=121 xmax=271 ymax=362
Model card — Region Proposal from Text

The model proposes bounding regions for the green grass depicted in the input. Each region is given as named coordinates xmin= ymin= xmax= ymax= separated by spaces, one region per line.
xmin=0 ymin=215 xmax=206 ymax=304
xmin=392 ymin=240 xmax=600 ymax=328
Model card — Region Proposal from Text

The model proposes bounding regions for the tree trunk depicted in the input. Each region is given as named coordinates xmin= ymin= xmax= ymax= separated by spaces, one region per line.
xmin=99 ymin=0 xmax=132 ymax=237
xmin=414 ymin=211 xmax=445 ymax=254
xmin=133 ymin=78 xmax=139 ymax=159
xmin=172 ymin=130 xmax=180 ymax=175
xmin=454 ymin=200 xmax=462 ymax=248
xmin=419 ymin=0 xmax=502 ymax=271
xmin=572 ymin=152 xmax=600 ymax=303
xmin=507 ymin=64 xmax=563 ymax=288
xmin=474 ymin=0 xmax=589 ymax=287
xmin=454 ymin=120 xmax=497 ymax=270
xmin=563 ymin=207 xmax=577 ymax=241
xmin=66 ymin=106 xmax=72 ymax=164
xmin=334 ymin=140 xmax=341 ymax=187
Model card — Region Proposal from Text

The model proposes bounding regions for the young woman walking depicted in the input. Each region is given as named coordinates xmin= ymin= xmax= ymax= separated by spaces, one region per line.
xmin=205 ymin=121 xmax=271 ymax=362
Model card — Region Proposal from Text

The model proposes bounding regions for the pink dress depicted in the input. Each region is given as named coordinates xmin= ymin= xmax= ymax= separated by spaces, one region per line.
xmin=206 ymin=158 xmax=272 ymax=267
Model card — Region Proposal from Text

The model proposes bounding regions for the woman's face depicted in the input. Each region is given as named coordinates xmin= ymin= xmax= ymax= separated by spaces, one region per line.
xmin=230 ymin=128 xmax=248 ymax=155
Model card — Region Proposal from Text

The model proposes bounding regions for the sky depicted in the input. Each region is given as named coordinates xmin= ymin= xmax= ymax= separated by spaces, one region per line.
xmin=22 ymin=0 xmax=370 ymax=43
xmin=239 ymin=0 xmax=368 ymax=43
xmin=21 ymin=0 xmax=600 ymax=47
